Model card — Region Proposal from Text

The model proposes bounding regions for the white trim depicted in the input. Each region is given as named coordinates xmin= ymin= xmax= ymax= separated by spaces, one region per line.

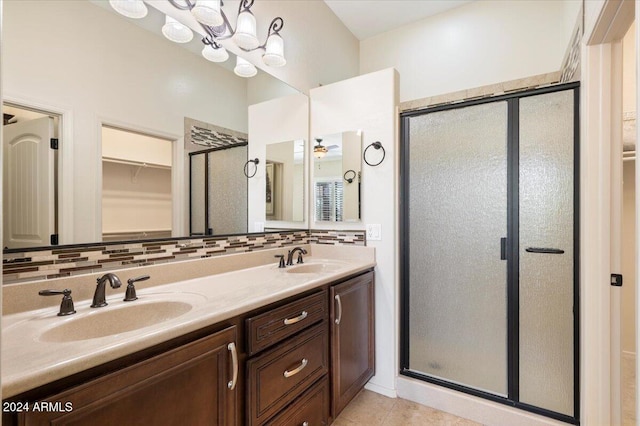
xmin=364 ymin=381 xmax=397 ymax=399
xmin=397 ymin=377 xmax=567 ymax=426
xmin=2 ymin=93 xmax=75 ymax=245
xmin=580 ymin=41 xmax=614 ymax=425
xmin=609 ymin=38 xmax=624 ymax=426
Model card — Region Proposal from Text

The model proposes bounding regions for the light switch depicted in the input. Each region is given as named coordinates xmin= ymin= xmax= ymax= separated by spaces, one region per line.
xmin=366 ymin=224 xmax=382 ymax=241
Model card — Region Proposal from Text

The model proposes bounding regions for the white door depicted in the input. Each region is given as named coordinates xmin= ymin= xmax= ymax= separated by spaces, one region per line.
xmin=3 ymin=116 xmax=55 ymax=249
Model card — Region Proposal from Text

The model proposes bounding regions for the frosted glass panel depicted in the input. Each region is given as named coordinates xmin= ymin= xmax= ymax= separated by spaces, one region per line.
xmin=408 ymin=102 xmax=508 ymax=396
xmin=190 ymin=154 xmax=205 ymax=235
xmin=519 ymin=90 xmax=574 ymax=416
xmin=207 ymin=146 xmax=248 ymax=235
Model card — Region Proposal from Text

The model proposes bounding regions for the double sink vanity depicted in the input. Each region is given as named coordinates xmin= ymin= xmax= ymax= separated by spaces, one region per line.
xmin=2 ymin=244 xmax=375 ymax=425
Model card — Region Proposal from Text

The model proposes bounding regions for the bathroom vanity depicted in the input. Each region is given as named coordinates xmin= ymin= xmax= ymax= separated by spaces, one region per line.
xmin=1 ymin=246 xmax=375 ymax=425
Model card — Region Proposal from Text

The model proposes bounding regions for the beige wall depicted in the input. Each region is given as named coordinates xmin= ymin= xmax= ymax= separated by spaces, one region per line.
xmin=622 ymin=160 xmax=636 ymax=354
xmin=360 ymin=0 xmax=578 ymax=102
xmin=623 ymin=21 xmax=637 ymax=114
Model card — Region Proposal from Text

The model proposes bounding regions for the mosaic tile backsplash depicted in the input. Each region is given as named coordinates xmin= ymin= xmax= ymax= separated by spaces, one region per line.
xmin=3 ymin=230 xmax=365 ymax=284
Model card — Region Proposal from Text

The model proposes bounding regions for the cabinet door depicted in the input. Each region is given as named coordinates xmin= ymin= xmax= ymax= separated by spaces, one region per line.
xmin=20 ymin=326 xmax=239 ymax=426
xmin=330 ymin=271 xmax=375 ymax=417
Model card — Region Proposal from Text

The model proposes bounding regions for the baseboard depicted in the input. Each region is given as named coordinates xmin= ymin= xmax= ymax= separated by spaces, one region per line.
xmin=397 ymin=376 xmax=567 ymax=426
xmin=364 ymin=381 xmax=397 ymax=398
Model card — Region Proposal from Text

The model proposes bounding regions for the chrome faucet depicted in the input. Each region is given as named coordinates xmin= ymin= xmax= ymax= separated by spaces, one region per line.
xmin=91 ymin=273 xmax=122 ymax=308
xmin=286 ymin=247 xmax=307 ymax=266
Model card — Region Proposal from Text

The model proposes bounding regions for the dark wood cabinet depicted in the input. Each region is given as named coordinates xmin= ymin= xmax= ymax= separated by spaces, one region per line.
xmin=330 ymin=271 xmax=375 ymax=417
xmin=265 ymin=376 xmax=330 ymax=426
xmin=246 ymin=323 xmax=328 ymax=425
xmin=18 ymin=326 xmax=238 ymax=426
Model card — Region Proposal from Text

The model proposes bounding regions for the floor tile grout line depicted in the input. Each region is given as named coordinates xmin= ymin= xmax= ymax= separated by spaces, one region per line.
xmin=379 ymin=399 xmax=398 ymax=426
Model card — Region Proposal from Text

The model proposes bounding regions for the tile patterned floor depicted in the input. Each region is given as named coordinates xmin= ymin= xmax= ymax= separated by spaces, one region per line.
xmin=333 ymin=390 xmax=482 ymax=426
xmin=623 ymin=353 xmax=636 ymax=426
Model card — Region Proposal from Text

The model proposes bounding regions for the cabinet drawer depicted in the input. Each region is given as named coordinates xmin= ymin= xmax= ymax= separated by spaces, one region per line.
xmin=265 ymin=376 xmax=330 ymax=426
xmin=246 ymin=289 xmax=327 ymax=356
xmin=247 ymin=323 xmax=328 ymax=425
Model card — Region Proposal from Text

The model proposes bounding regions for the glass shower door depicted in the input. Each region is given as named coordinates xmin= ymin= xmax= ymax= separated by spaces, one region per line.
xmin=518 ymin=90 xmax=575 ymax=416
xmin=407 ymin=101 xmax=509 ymax=396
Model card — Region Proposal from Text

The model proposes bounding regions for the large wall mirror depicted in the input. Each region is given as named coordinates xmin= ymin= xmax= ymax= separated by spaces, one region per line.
xmin=2 ymin=0 xmax=305 ymax=251
xmin=312 ymin=131 xmax=362 ymax=223
xmin=265 ymin=140 xmax=305 ymax=223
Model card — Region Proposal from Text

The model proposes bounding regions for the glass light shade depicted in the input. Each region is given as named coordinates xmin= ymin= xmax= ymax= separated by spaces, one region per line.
xmin=202 ymin=45 xmax=229 ymax=63
xmin=233 ymin=11 xmax=259 ymax=50
xmin=314 ymin=147 xmax=327 ymax=159
xmin=234 ymin=56 xmax=257 ymax=78
xmin=262 ymin=34 xmax=286 ymax=67
xmin=191 ymin=0 xmax=223 ymax=27
xmin=109 ymin=0 xmax=147 ymax=19
xmin=162 ymin=15 xmax=193 ymax=43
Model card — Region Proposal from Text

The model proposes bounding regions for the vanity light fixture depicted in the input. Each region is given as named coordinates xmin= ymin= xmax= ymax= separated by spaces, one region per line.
xmin=162 ymin=15 xmax=194 ymax=43
xmin=234 ymin=56 xmax=258 ymax=77
xmin=167 ymin=0 xmax=286 ymax=72
xmin=109 ymin=0 xmax=148 ymax=19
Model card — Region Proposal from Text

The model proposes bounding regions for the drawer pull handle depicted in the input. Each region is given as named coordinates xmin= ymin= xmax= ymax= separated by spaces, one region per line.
xmin=283 ymin=358 xmax=308 ymax=378
xmin=283 ymin=311 xmax=308 ymax=325
xmin=227 ymin=342 xmax=238 ymax=390
xmin=335 ymin=294 xmax=342 ymax=325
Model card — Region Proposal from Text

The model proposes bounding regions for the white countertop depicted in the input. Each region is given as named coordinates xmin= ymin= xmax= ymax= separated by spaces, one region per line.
xmin=2 ymin=246 xmax=375 ymax=398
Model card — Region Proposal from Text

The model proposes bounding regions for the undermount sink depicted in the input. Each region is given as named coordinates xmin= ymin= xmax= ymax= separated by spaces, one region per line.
xmin=285 ymin=263 xmax=343 ymax=274
xmin=38 ymin=300 xmax=194 ymax=343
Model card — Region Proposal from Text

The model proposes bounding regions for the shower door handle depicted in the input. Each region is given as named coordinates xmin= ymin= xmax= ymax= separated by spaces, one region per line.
xmin=500 ymin=238 xmax=507 ymax=260
xmin=525 ymin=247 xmax=565 ymax=254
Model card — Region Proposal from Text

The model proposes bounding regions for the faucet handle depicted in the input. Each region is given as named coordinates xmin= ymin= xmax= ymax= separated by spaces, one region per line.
xmin=297 ymin=252 xmax=305 ymax=264
xmin=39 ymin=289 xmax=76 ymax=316
xmin=275 ymin=255 xmax=286 ymax=268
xmin=124 ymin=275 xmax=149 ymax=302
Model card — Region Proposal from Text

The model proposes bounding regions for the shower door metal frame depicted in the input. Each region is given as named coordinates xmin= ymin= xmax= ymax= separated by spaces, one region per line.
xmin=399 ymin=82 xmax=580 ymax=424
xmin=188 ymin=143 xmax=249 ymax=237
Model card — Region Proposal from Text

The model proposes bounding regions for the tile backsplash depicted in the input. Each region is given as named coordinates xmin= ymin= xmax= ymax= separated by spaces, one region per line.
xmin=3 ymin=230 xmax=365 ymax=284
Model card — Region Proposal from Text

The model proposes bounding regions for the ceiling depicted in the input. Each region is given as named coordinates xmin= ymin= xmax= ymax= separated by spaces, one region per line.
xmin=323 ymin=0 xmax=475 ymax=40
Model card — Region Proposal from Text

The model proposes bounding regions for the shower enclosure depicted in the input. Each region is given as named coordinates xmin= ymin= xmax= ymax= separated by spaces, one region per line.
xmin=400 ymin=83 xmax=579 ymax=424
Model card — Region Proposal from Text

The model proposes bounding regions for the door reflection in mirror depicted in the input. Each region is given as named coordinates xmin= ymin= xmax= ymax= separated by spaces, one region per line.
xmin=2 ymin=103 xmax=59 ymax=249
xmin=265 ymin=139 xmax=305 ymax=222
xmin=313 ymin=131 xmax=362 ymax=223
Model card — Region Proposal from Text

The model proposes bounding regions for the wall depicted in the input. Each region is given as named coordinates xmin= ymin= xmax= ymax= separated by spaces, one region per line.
xmin=622 ymin=160 xmax=636 ymax=355
xmin=248 ymin=93 xmax=309 ymax=231
xmin=360 ymin=0 xmax=577 ymax=102
xmin=102 ymin=162 xmax=172 ymax=235
xmin=310 ymin=68 xmax=399 ymax=396
xmin=623 ymin=21 xmax=637 ymax=115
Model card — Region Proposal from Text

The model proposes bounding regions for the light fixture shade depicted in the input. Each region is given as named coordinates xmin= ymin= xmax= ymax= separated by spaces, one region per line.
xmin=313 ymin=149 xmax=327 ymax=159
xmin=191 ymin=0 xmax=223 ymax=27
xmin=202 ymin=45 xmax=229 ymax=63
xmin=262 ymin=33 xmax=286 ymax=67
xmin=234 ymin=56 xmax=257 ymax=78
xmin=233 ymin=10 xmax=259 ymax=50
xmin=162 ymin=15 xmax=193 ymax=43
xmin=109 ymin=0 xmax=147 ymax=19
